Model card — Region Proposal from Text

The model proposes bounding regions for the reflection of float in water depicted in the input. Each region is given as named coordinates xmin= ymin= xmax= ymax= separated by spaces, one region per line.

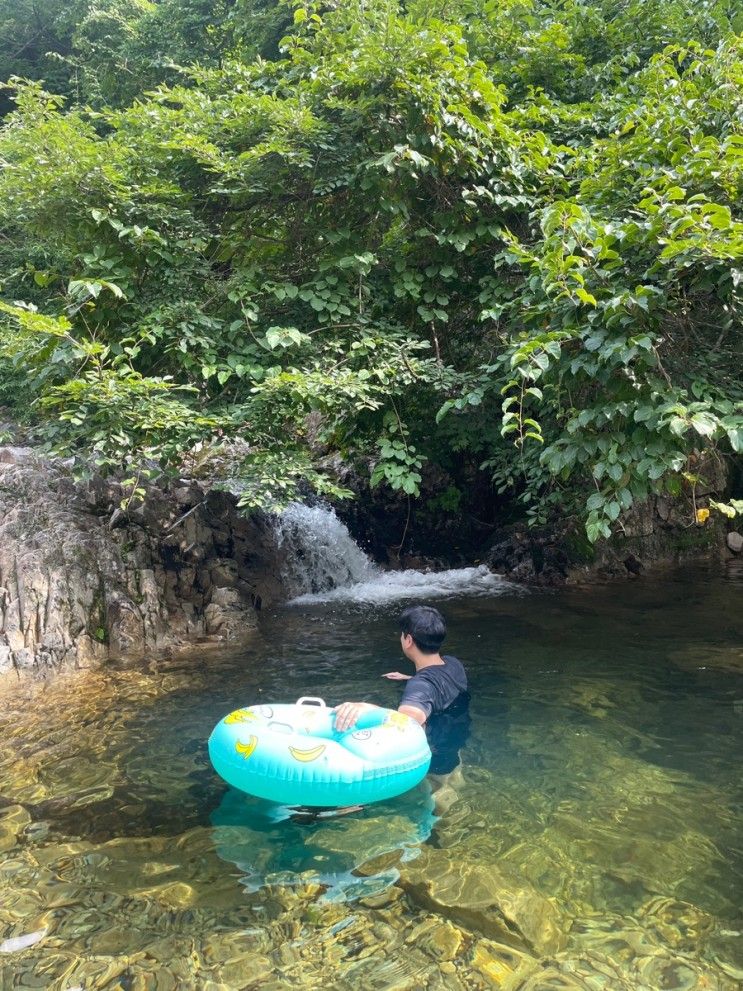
xmin=210 ymin=784 xmax=436 ymax=902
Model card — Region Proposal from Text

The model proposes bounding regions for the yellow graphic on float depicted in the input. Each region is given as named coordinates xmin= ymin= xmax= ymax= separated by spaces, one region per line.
xmin=300 ymin=708 xmax=323 ymax=734
xmin=225 ymin=709 xmax=257 ymax=725
xmin=384 ymin=711 xmax=410 ymax=731
xmin=235 ymin=736 xmax=258 ymax=759
xmin=289 ymin=745 xmax=326 ymax=763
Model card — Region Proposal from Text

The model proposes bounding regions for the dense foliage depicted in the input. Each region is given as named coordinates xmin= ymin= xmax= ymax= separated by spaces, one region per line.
xmin=1 ymin=0 xmax=742 ymax=537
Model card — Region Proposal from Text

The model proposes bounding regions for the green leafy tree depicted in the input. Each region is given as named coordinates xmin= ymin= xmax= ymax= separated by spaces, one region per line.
xmin=0 ymin=0 xmax=741 ymax=537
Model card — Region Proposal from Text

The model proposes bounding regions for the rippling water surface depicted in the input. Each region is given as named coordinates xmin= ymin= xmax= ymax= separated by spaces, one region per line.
xmin=1 ymin=566 xmax=742 ymax=989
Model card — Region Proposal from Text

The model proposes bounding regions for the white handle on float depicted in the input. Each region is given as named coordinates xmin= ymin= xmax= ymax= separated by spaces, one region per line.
xmin=268 ymin=720 xmax=294 ymax=734
xmin=296 ymin=696 xmax=326 ymax=708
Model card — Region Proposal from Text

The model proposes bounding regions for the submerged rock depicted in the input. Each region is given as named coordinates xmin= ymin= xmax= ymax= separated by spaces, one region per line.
xmin=0 ymin=804 xmax=31 ymax=853
xmin=0 ymin=927 xmax=46 ymax=954
xmin=468 ymin=938 xmax=539 ymax=986
xmin=398 ymin=847 xmax=568 ymax=955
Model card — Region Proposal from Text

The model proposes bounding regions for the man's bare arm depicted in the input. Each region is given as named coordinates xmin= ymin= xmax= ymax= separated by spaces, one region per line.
xmin=333 ymin=701 xmax=427 ymax=730
xmin=398 ymin=704 xmax=426 ymax=726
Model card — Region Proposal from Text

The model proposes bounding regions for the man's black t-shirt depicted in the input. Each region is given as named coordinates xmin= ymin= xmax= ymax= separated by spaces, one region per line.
xmin=400 ymin=654 xmax=468 ymax=720
xmin=426 ymin=696 xmax=471 ymax=774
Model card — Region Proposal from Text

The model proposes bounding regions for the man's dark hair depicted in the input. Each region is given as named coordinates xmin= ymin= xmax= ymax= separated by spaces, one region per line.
xmin=399 ymin=605 xmax=446 ymax=654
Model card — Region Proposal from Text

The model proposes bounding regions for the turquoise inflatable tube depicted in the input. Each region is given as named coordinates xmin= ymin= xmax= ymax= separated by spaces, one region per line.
xmin=208 ymin=697 xmax=432 ymax=807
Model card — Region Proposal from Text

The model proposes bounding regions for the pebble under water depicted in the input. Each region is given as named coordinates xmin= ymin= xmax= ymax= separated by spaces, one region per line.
xmin=0 ymin=565 xmax=742 ymax=990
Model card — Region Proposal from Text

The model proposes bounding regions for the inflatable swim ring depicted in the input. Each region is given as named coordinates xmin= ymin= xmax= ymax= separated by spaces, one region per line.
xmin=208 ymin=697 xmax=432 ymax=807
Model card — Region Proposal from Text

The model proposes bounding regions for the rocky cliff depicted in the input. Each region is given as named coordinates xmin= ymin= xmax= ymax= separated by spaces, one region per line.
xmin=0 ymin=447 xmax=285 ymax=681
xmin=485 ymin=465 xmax=739 ymax=585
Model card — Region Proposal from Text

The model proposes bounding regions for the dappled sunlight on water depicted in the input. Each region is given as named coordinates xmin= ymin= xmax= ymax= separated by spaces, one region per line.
xmin=0 ymin=568 xmax=742 ymax=988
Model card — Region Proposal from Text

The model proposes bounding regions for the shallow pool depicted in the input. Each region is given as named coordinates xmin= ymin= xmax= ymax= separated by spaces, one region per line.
xmin=1 ymin=566 xmax=742 ymax=989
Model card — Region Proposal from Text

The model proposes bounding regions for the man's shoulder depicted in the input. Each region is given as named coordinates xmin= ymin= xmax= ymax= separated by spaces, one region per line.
xmin=411 ymin=664 xmax=449 ymax=683
xmin=406 ymin=657 xmax=467 ymax=692
xmin=415 ymin=656 xmax=467 ymax=689
xmin=442 ymin=654 xmax=467 ymax=677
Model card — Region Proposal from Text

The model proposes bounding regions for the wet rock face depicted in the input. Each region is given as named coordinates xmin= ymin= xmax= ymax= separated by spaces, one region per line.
xmin=0 ymin=452 xmax=286 ymax=679
xmin=485 ymin=488 xmax=730 ymax=587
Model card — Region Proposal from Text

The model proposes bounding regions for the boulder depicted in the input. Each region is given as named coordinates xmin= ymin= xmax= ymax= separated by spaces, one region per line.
xmin=726 ymin=531 xmax=743 ymax=554
xmin=0 ymin=446 xmax=36 ymax=466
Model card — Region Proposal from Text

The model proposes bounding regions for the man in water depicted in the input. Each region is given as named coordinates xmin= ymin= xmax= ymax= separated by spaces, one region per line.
xmin=335 ymin=604 xmax=468 ymax=729
xmin=291 ymin=605 xmax=469 ymax=822
xmin=334 ymin=604 xmax=470 ymax=814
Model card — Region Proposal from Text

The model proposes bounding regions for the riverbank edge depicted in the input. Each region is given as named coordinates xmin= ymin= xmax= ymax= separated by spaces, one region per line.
xmin=0 ymin=444 xmax=740 ymax=683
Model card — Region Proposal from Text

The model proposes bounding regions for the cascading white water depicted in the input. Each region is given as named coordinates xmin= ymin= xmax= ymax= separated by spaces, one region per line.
xmin=275 ymin=502 xmax=521 ymax=604
xmin=275 ymin=502 xmax=380 ymax=596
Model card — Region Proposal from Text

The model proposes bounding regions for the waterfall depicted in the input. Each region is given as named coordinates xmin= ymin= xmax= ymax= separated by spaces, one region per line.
xmin=275 ymin=503 xmax=380 ymax=596
xmin=274 ymin=503 xmax=521 ymax=604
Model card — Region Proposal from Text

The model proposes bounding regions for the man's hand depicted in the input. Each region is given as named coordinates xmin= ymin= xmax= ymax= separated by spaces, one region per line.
xmin=382 ymin=672 xmax=411 ymax=681
xmin=333 ymin=702 xmax=376 ymax=732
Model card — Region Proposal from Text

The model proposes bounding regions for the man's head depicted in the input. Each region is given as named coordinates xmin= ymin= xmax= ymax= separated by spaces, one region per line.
xmin=399 ymin=605 xmax=446 ymax=656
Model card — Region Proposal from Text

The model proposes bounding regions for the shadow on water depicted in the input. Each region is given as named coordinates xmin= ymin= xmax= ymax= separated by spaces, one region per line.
xmin=210 ymin=785 xmax=436 ymax=901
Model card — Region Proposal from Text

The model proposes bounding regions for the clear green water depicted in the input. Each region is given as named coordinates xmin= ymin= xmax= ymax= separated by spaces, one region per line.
xmin=1 ymin=568 xmax=742 ymax=990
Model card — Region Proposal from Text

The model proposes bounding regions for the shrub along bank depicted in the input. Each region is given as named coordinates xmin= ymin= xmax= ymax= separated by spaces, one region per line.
xmin=0 ymin=0 xmax=741 ymax=549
